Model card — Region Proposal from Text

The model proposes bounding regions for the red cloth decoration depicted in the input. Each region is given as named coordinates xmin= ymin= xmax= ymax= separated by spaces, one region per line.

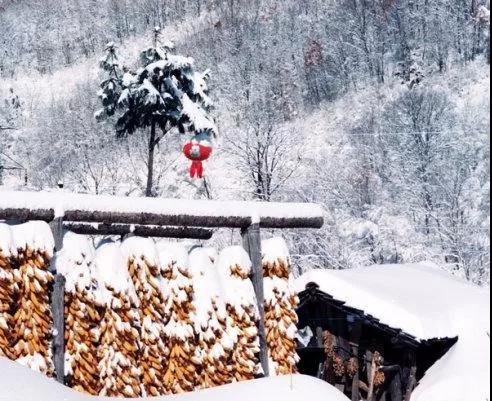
xmin=183 ymin=140 xmax=213 ymax=178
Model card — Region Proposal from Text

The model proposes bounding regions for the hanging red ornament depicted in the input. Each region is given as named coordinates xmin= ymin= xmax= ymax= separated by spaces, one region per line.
xmin=183 ymin=133 xmax=213 ymax=179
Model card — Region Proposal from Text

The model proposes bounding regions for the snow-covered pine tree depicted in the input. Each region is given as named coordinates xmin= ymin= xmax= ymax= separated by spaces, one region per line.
xmin=121 ymin=237 xmax=167 ymax=397
xmin=189 ymin=247 xmax=235 ymax=389
xmin=0 ymin=224 xmax=16 ymax=359
xmin=95 ymin=242 xmax=142 ymax=398
xmin=158 ymin=243 xmax=197 ymax=394
xmin=96 ymin=28 xmax=217 ymax=197
xmin=262 ymin=237 xmax=299 ymax=376
xmin=217 ymin=246 xmax=261 ymax=382
xmin=11 ymin=222 xmax=55 ymax=375
xmin=56 ymin=232 xmax=102 ymax=395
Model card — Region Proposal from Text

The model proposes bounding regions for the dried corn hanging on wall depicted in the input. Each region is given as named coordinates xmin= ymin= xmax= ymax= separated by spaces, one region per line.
xmin=122 ymin=237 xmax=167 ymax=397
xmin=217 ymin=246 xmax=261 ymax=382
xmin=262 ymin=237 xmax=300 ymax=376
xmin=95 ymin=242 xmax=142 ymax=398
xmin=189 ymin=247 xmax=235 ymax=389
xmin=56 ymin=232 xmax=102 ymax=395
xmin=0 ymin=224 xmax=17 ymax=359
xmin=158 ymin=244 xmax=197 ymax=394
xmin=11 ymin=221 xmax=55 ymax=375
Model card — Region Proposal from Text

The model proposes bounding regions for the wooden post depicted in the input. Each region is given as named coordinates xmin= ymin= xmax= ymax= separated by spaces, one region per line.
xmin=349 ymin=320 xmax=363 ymax=401
xmin=49 ymin=216 xmax=65 ymax=385
xmin=404 ymin=352 xmax=418 ymax=401
xmin=241 ymin=223 xmax=269 ymax=377
xmin=367 ymin=350 xmax=377 ymax=401
xmin=316 ymin=327 xmax=324 ymax=348
xmin=389 ymin=369 xmax=403 ymax=401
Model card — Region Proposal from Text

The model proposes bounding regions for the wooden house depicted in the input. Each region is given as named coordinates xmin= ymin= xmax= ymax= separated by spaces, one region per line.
xmin=295 ymin=266 xmax=460 ymax=401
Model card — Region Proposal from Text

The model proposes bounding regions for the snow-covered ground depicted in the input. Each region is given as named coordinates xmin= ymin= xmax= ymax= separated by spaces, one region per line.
xmin=297 ymin=262 xmax=491 ymax=401
xmin=0 ymin=357 xmax=349 ymax=401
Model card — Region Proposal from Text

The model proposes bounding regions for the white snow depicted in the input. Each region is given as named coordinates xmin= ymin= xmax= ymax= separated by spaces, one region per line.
xmin=297 ymin=263 xmax=490 ymax=401
xmin=94 ymin=242 xmax=138 ymax=306
xmin=181 ymin=93 xmax=218 ymax=134
xmin=0 ymin=190 xmax=324 ymax=225
xmin=217 ymin=246 xmax=258 ymax=314
xmin=10 ymin=221 xmax=55 ymax=257
xmin=0 ymin=356 xmax=348 ymax=401
xmin=0 ymin=223 xmax=15 ymax=258
xmin=121 ymin=236 xmax=160 ymax=268
xmin=262 ymin=237 xmax=291 ymax=265
xmin=157 ymin=242 xmax=190 ymax=276
xmin=55 ymin=232 xmax=96 ymax=292
xmin=16 ymin=353 xmax=50 ymax=375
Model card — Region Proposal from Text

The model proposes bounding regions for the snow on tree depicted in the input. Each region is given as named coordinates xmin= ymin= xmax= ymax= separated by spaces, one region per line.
xmin=121 ymin=237 xmax=167 ymax=397
xmin=217 ymin=246 xmax=261 ymax=382
xmin=55 ymin=232 xmax=102 ymax=395
xmin=158 ymin=243 xmax=197 ymax=394
xmin=96 ymin=27 xmax=217 ymax=197
xmin=10 ymin=222 xmax=55 ymax=375
xmin=0 ymin=223 xmax=17 ymax=359
xmin=189 ymin=247 xmax=235 ymax=389
xmin=94 ymin=242 xmax=142 ymax=398
xmin=262 ymin=237 xmax=299 ymax=376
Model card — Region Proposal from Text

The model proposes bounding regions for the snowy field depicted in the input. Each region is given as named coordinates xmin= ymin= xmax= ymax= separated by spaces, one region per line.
xmin=297 ymin=263 xmax=491 ymax=401
xmin=0 ymin=358 xmax=349 ymax=401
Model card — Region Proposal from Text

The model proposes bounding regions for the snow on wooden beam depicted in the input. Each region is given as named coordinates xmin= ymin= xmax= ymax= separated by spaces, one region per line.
xmin=0 ymin=190 xmax=325 ymax=229
xmin=63 ymin=223 xmax=214 ymax=240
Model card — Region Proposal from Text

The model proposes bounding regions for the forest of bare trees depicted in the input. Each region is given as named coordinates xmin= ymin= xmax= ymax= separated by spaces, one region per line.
xmin=0 ymin=0 xmax=490 ymax=283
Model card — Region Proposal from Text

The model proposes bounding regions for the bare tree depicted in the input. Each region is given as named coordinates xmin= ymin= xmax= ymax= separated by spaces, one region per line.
xmin=228 ymin=121 xmax=301 ymax=201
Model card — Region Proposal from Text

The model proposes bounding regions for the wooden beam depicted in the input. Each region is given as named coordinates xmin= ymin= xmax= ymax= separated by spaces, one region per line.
xmin=0 ymin=207 xmax=323 ymax=229
xmin=63 ymin=223 xmax=214 ymax=240
xmin=241 ymin=223 xmax=269 ymax=377
xmin=0 ymin=191 xmax=324 ymax=229
xmin=49 ymin=217 xmax=65 ymax=385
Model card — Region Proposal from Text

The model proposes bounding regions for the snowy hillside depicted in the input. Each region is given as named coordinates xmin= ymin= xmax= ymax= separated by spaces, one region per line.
xmin=0 ymin=0 xmax=489 ymax=284
xmin=297 ymin=263 xmax=491 ymax=401
xmin=0 ymin=357 xmax=348 ymax=401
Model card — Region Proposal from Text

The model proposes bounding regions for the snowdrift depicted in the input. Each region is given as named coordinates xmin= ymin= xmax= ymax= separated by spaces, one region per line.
xmin=297 ymin=262 xmax=490 ymax=401
xmin=0 ymin=357 xmax=349 ymax=401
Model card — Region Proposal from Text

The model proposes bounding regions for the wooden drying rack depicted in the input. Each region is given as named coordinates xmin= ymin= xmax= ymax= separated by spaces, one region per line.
xmin=0 ymin=190 xmax=325 ymax=384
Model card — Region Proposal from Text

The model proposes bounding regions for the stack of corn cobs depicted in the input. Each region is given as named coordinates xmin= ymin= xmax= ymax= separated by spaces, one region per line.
xmin=217 ymin=246 xmax=261 ymax=382
xmin=0 ymin=224 xmax=300 ymax=398
xmin=0 ymin=224 xmax=15 ymax=359
xmin=159 ymin=245 xmax=197 ymax=395
xmin=262 ymin=238 xmax=300 ymax=376
xmin=12 ymin=222 xmax=55 ymax=377
xmin=123 ymin=237 xmax=168 ymax=397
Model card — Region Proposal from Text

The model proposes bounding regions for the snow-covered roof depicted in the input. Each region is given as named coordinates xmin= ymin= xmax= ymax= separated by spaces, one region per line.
xmin=296 ymin=263 xmax=491 ymax=401
xmin=0 ymin=357 xmax=349 ymax=401
xmin=296 ymin=262 xmax=489 ymax=341
xmin=0 ymin=190 xmax=324 ymax=229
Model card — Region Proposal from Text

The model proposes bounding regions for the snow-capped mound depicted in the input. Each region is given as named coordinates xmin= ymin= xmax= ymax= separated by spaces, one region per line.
xmin=0 ymin=356 xmax=349 ymax=401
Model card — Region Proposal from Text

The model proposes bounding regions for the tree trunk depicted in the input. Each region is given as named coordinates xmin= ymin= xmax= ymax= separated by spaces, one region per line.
xmin=146 ymin=120 xmax=157 ymax=197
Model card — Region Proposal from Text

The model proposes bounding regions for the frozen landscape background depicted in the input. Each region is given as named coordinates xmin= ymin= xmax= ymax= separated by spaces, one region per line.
xmin=0 ymin=0 xmax=490 ymax=283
